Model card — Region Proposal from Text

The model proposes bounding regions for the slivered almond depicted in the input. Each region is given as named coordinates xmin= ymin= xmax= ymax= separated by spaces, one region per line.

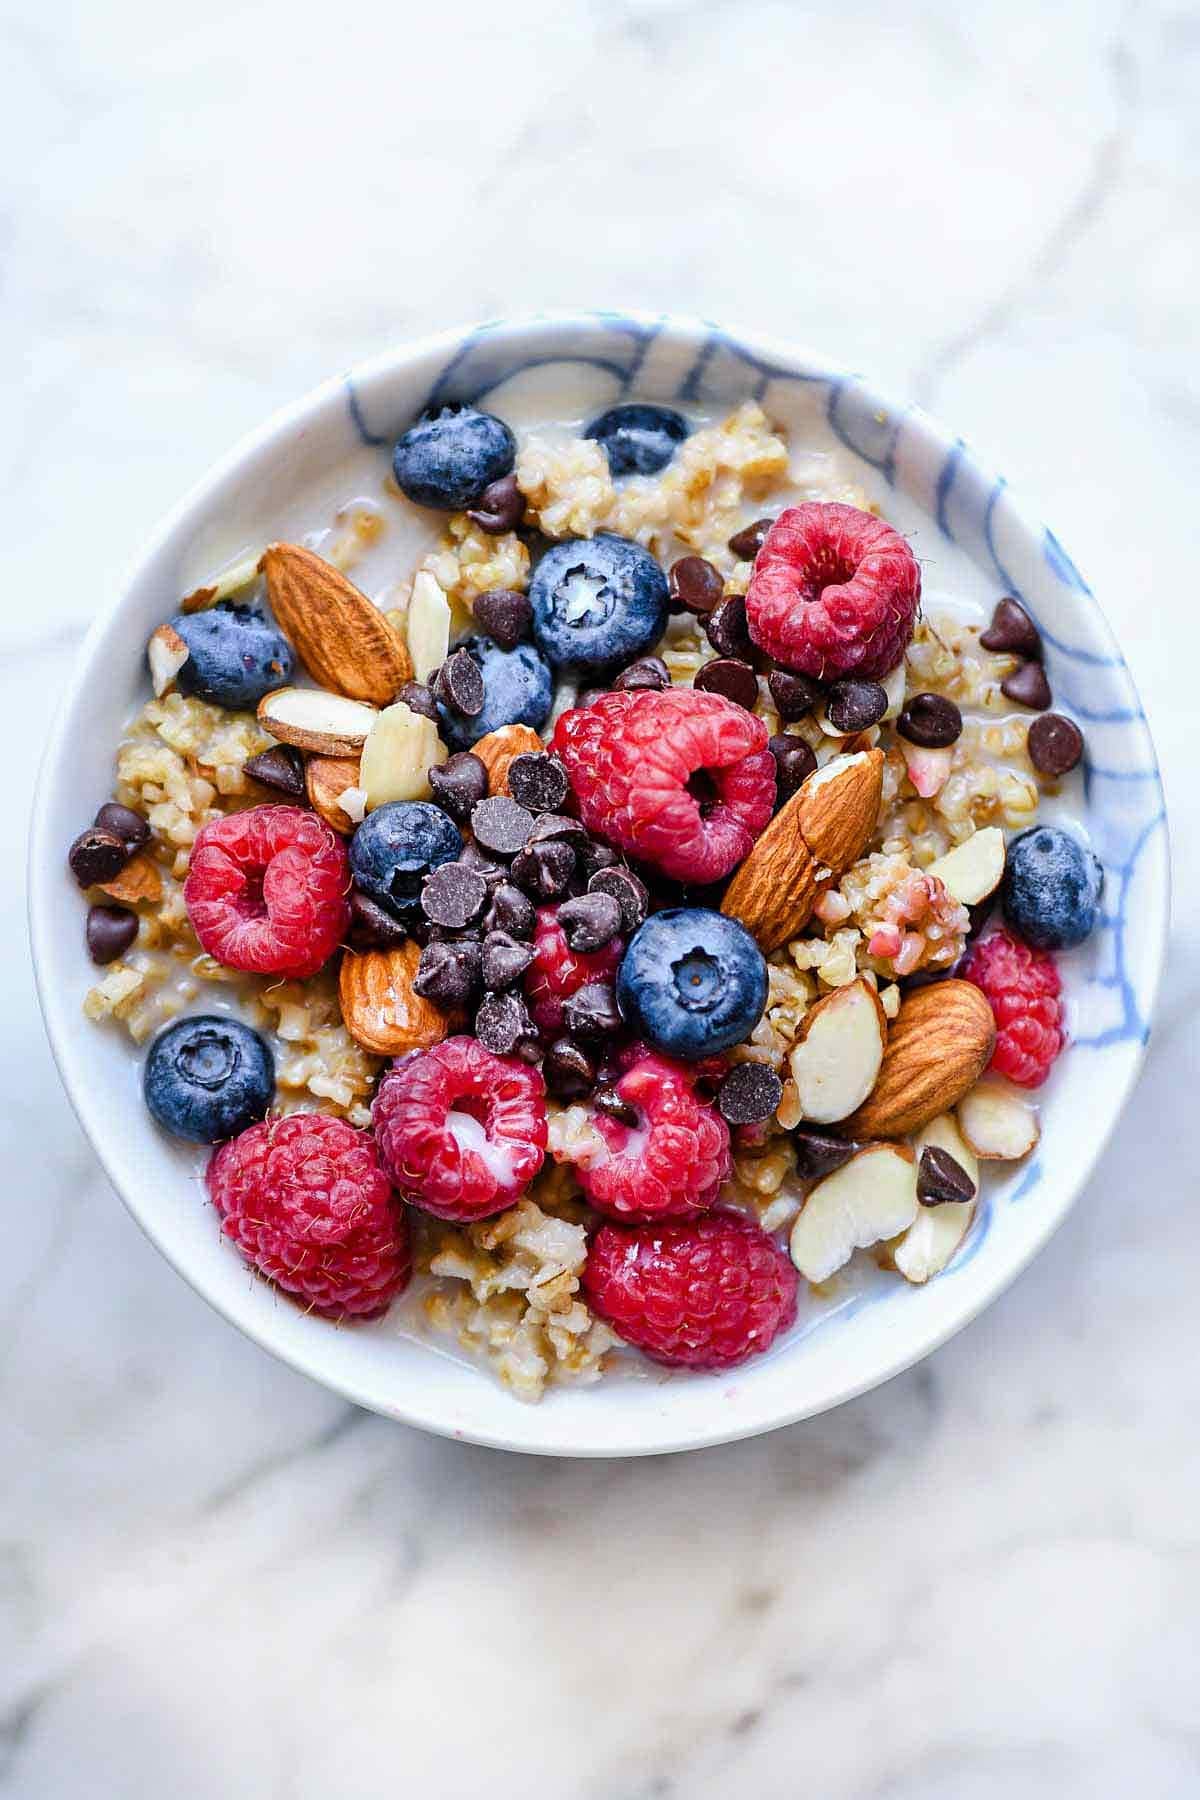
xmin=179 ymin=552 xmax=262 ymax=614
xmin=96 ymin=850 xmax=162 ymax=905
xmin=472 ymin=723 xmax=544 ymax=795
xmin=789 ymin=1143 xmax=919 ymax=1284
xmin=893 ymin=1113 xmax=979 ymax=1285
xmin=262 ymin=542 xmax=411 ymax=704
xmin=257 ymin=687 xmax=377 ymax=755
xmin=843 ymin=978 xmax=995 ymax=1139
xmin=306 ymin=755 xmax=362 ymax=834
xmin=360 ymin=702 xmax=447 ymax=807
xmin=958 ymin=1077 xmax=1040 ymax=1160
xmin=788 ymin=977 xmax=886 ymax=1123
xmin=926 ymin=827 xmax=1005 ymax=906
xmin=406 ymin=571 xmax=452 ymax=683
xmin=339 ymin=942 xmax=459 ymax=1055
xmin=148 ymin=623 xmax=189 ymax=697
xmin=721 ymin=749 xmax=884 ymax=952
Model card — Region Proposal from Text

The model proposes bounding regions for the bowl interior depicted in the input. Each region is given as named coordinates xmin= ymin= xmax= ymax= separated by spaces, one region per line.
xmin=30 ymin=314 xmax=1168 ymax=1456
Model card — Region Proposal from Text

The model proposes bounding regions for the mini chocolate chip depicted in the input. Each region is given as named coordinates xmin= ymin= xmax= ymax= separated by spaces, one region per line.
xmin=86 ymin=903 xmax=138 ymax=965
xmin=68 ymin=826 xmax=131 ymax=889
xmin=1001 ymin=660 xmax=1053 ymax=711
xmin=587 ymin=865 xmax=648 ymax=931
xmin=470 ymin=795 xmax=535 ymax=857
xmin=472 ymin=587 xmax=533 ymax=651
xmin=474 ymin=989 xmax=538 ymax=1057
xmin=694 ymin=657 xmax=759 ymax=710
xmin=543 ymin=1037 xmax=596 ymax=1098
xmin=398 ymin=680 xmax=441 ymax=723
xmin=242 ymin=745 xmax=307 ymax=801
xmin=768 ymin=734 xmax=818 ymax=802
xmin=980 ymin=597 xmax=1042 ymax=659
xmin=433 ymin=646 xmax=485 ymax=718
xmin=896 ymin=691 xmax=963 ymax=748
xmin=767 ymin=669 xmax=823 ymax=721
xmin=668 ymin=556 xmax=725 ymax=615
xmin=557 ymin=891 xmax=622 ymax=953
xmin=728 ymin=517 xmax=773 ymax=560
xmin=717 ymin=1062 xmax=784 ymax=1126
xmin=467 ymin=474 xmax=524 ymax=535
xmin=412 ymin=938 xmax=481 ymax=1007
xmin=611 ymin=655 xmax=671 ymax=692
xmin=481 ymin=929 xmax=535 ymax=991
xmin=562 ymin=980 xmax=622 ymax=1040
xmin=578 ymin=839 xmax=619 ymax=878
xmin=826 ymin=678 xmax=889 ymax=734
xmin=510 ymin=838 xmax=576 ymax=900
xmin=791 ymin=1127 xmax=857 ymax=1181
xmin=421 ymin=861 xmax=488 ymax=929
xmin=93 ymin=802 xmax=151 ymax=849
xmin=485 ymin=882 xmax=537 ymax=939
xmin=705 ymin=593 xmax=752 ymax=659
xmin=1027 ymin=712 xmax=1084 ymax=776
xmin=458 ymin=839 xmax=508 ymax=886
xmin=592 ymin=1084 xmax=639 ymax=1128
xmin=349 ymin=889 xmax=411 ymax=949
xmin=428 ymin=751 xmax=489 ymax=822
xmin=527 ymin=811 xmax=588 ymax=846
xmin=917 ymin=1145 xmax=977 ymax=1207
xmin=507 ymin=752 xmax=569 ymax=813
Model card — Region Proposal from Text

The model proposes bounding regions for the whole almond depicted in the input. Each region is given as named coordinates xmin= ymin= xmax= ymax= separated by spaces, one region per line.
xmin=794 ymin=749 xmax=885 ymax=874
xmin=262 ymin=543 xmax=412 ymax=704
xmin=472 ymin=723 xmax=545 ymax=795
xmin=96 ymin=849 xmax=163 ymax=906
xmin=306 ymin=755 xmax=362 ymax=834
xmin=843 ymin=979 xmax=996 ymax=1139
xmin=339 ymin=942 xmax=460 ymax=1055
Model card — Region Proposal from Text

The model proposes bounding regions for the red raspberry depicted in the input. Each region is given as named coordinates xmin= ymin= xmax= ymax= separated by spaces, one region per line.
xmin=583 ymin=1210 xmax=798 ymax=1369
xmin=372 ymin=1035 xmax=548 ymax=1222
xmin=573 ymin=1051 xmax=732 ymax=1222
xmin=961 ymin=927 xmax=1065 ymax=1088
xmin=552 ymin=688 xmax=775 ymax=884
xmin=746 ymin=502 xmax=921 ymax=679
xmin=524 ymin=906 xmax=623 ymax=1035
xmin=207 ymin=1114 xmax=410 ymax=1318
xmin=184 ymin=804 xmax=350 ymax=979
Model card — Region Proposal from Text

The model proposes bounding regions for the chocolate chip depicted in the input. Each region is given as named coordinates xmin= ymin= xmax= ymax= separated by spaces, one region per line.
xmin=578 ymin=839 xmax=619 ymax=878
xmin=767 ymin=669 xmax=823 ymax=721
xmin=86 ymin=903 xmax=138 ymax=964
xmin=768 ymin=734 xmax=818 ymax=802
xmin=507 ymin=752 xmax=569 ymax=813
xmin=587 ymin=865 xmax=648 ymax=932
xmin=980 ymin=597 xmax=1041 ymax=658
xmin=527 ymin=811 xmax=588 ymax=846
xmin=705 ymin=593 xmax=752 ymax=660
xmin=68 ymin=826 xmax=131 ymax=889
xmin=694 ymin=658 xmax=759 ymax=710
xmin=481 ymin=929 xmax=535 ymax=991
xmin=557 ymin=891 xmax=622 ymax=953
xmin=668 ymin=556 xmax=725 ymax=615
xmin=485 ymin=882 xmax=537 ymax=939
xmin=398 ymin=680 xmax=441 ymax=723
xmin=458 ymin=839 xmax=508 ymax=886
xmin=472 ymin=587 xmax=533 ymax=650
xmin=791 ymin=1127 xmax=857 ymax=1181
xmin=1027 ymin=712 xmax=1084 ymax=776
xmin=593 ymin=1084 xmax=639 ymax=1128
xmin=717 ymin=1062 xmax=784 ymax=1126
xmin=421 ymin=861 xmax=488 ymax=929
xmin=428 ymin=751 xmax=489 ymax=822
xmin=1001 ymin=660 xmax=1053 ymax=711
xmin=728 ymin=517 xmax=773 ymax=560
xmin=917 ymin=1145 xmax=977 ymax=1207
xmin=467 ymin=474 xmax=524 ymax=535
xmin=562 ymin=980 xmax=622 ymax=1040
xmin=543 ymin=1037 xmax=596 ymax=1098
xmin=826 ymin=678 xmax=889 ymax=734
xmin=433 ymin=646 xmax=485 ymax=718
xmin=510 ymin=838 xmax=575 ymax=900
xmin=349 ymin=889 xmax=410 ymax=949
xmin=470 ymin=795 xmax=535 ymax=857
xmin=896 ymin=691 xmax=962 ymax=748
xmin=93 ymin=802 xmax=151 ymax=850
xmin=412 ymin=938 xmax=481 ymax=1006
xmin=611 ymin=655 xmax=671 ymax=692
xmin=242 ymin=745 xmax=307 ymax=801
xmin=474 ymin=988 xmax=538 ymax=1057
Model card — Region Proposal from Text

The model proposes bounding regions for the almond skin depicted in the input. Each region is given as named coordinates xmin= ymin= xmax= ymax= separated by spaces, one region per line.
xmin=262 ymin=543 xmax=412 ymax=704
xmin=472 ymin=723 xmax=545 ymax=795
xmin=843 ymin=979 xmax=996 ymax=1139
xmin=306 ymin=755 xmax=362 ymax=834
xmin=339 ymin=942 xmax=460 ymax=1056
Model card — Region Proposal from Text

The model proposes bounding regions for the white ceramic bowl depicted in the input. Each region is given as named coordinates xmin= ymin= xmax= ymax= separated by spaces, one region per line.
xmin=30 ymin=313 xmax=1169 ymax=1457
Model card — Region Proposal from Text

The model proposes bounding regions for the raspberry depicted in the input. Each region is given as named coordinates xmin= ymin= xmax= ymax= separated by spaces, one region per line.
xmin=961 ymin=927 xmax=1065 ymax=1088
xmin=524 ymin=906 xmax=623 ymax=1035
xmin=746 ymin=502 xmax=921 ymax=680
xmin=583 ymin=1210 xmax=798 ymax=1369
xmin=575 ymin=1051 xmax=732 ymax=1222
xmin=552 ymin=688 xmax=775 ymax=884
xmin=372 ymin=1035 xmax=547 ymax=1222
xmin=184 ymin=804 xmax=350 ymax=979
xmin=207 ymin=1114 xmax=410 ymax=1318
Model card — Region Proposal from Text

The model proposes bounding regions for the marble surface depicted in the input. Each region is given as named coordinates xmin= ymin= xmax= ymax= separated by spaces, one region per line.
xmin=3 ymin=0 xmax=1197 ymax=1794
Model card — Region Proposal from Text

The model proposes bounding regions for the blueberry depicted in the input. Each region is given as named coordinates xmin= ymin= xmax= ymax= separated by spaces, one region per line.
xmin=529 ymin=535 xmax=669 ymax=672
xmin=170 ymin=604 xmax=293 ymax=710
xmin=585 ymin=403 xmax=689 ymax=477
xmin=436 ymin=635 xmax=553 ymax=749
xmin=1002 ymin=825 xmax=1104 ymax=950
xmin=143 ymin=1015 xmax=274 ymax=1144
xmin=616 ymin=908 xmax=767 ymax=1059
xmin=391 ymin=405 xmax=516 ymax=511
xmin=349 ymin=802 xmax=463 ymax=922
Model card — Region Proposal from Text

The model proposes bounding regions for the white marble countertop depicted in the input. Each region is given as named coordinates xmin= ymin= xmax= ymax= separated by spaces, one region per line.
xmin=4 ymin=0 xmax=1197 ymax=1794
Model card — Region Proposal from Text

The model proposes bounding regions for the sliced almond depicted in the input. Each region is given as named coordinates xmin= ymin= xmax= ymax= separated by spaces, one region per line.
xmin=339 ymin=942 xmax=459 ymax=1055
xmin=406 ymin=570 xmax=452 ymax=683
xmin=96 ymin=849 xmax=163 ymax=906
xmin=843 ymin=979 xmax=996 ymax=1140
xmin=789 ymin=1143 xmax=919 ymax=1284
xmin=926 ymin=827 xmax=1005 ymax=906
xmin=148 ymin=623 xmax=189 ymax=697
xmin=262 ymin=543 xmax=411 ymax=704
xmin=472 ymin=722 xmax=545 ymax=795
xmin=788 ymin=977 xmax=886 ymax=1124
xmin=360 ymin=701 xmax=448 ymax=808
xmin=257 ymin=687 xmax=378 ymax=755
xmin=894 ymin=1113 xmax=980 ymax=1284
xmin=179 ymin=552 xmax=262 ymax=614
xmin=958 ymin=1076 xmax=1040 ymax=1160
xmin=306 ymin=755 xmax=363 ymax=834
